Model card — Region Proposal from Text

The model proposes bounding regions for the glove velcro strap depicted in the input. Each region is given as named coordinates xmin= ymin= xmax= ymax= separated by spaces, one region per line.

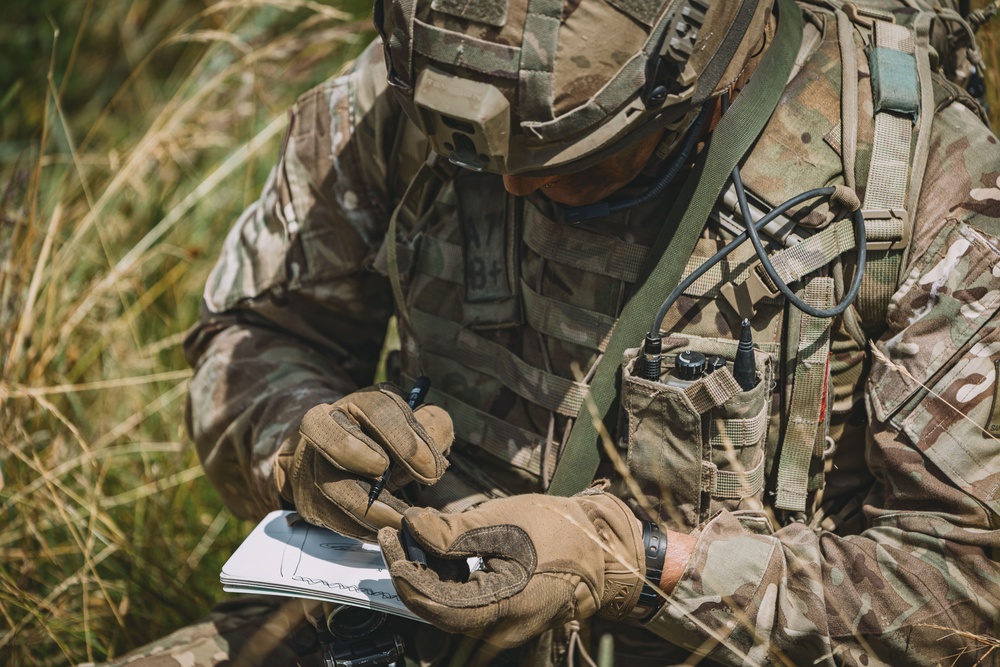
xmin=593 ymin=493 xmax=646 ymax=621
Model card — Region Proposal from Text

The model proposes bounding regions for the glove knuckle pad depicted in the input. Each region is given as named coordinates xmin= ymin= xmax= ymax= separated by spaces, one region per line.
xmin=341 ymin=389 xmax=449 ymax=484
xmin=299 ymin=403 xmax=387 ymax=474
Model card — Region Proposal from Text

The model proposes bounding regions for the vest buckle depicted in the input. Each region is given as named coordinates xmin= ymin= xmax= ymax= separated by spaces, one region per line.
xmin=862 ymin=208 xmax=910 ymax=251
xmin=721 ymin=261 xmax=780 ymax=319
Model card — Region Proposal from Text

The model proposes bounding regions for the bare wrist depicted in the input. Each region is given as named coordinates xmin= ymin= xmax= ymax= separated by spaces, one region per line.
xmin=659 ymin=529 xmax=697 ymax=595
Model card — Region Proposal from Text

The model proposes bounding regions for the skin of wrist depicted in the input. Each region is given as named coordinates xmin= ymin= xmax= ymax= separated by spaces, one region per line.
xmin=633 ymin=520 xmax=697 ymax=599
xmin=660 ymin=529 xmax=697 ymax=595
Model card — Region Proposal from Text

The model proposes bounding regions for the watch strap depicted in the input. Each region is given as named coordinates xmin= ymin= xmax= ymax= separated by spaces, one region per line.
xmin=636 ymin=519 xmax=667 ymax=620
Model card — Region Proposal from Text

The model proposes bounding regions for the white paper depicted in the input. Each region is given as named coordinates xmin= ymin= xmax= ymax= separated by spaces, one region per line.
xmin=220 ymin=510 xmax=422 ymax=621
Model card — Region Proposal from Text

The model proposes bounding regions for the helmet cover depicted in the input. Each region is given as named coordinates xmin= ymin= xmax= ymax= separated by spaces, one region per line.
xmin=373 ymin=0 xmax=775 ymax=175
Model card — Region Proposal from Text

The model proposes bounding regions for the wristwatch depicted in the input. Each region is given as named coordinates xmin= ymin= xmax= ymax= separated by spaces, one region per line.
xmin=630 ymin=519 xmax=667 ymax=621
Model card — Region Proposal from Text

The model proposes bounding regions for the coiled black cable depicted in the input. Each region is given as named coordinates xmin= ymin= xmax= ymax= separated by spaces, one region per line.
xmin=645 ymin=94 xmax=868 ymax=365
xmin=727 ymin=94 xmax=867 ymax=319
xmin=647 ymin=186 xmax=865 ymax=338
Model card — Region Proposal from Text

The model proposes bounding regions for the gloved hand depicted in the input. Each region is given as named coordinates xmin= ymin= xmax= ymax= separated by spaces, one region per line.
xmin=286 ymin=384 xmax=453 ymax=542
xmin=378 ymin=491 xmax=646 ymax=648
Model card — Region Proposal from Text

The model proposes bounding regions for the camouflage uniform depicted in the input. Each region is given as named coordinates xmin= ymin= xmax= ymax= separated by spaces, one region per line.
xmin=80 ymin=597 xmax=323 ymax=667
xmin=120 ymin=1 xmax=1000 ymax=665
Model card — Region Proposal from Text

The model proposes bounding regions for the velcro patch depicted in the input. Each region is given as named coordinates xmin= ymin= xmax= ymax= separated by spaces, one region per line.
xmin=868 ymin=47 xmax=920 ymax=116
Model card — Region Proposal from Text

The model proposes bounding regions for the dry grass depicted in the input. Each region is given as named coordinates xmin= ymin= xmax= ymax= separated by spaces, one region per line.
xmin=0 ymin=2 xmax=371 ymax=664
xmin=1 ymin=1 xmax=999 ymax=666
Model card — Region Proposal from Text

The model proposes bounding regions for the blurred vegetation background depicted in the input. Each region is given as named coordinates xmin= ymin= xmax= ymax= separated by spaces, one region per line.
xmin=0 ymin=1 xmax=997 ymax=665
xmin=1 ymin=1 xmax=372 ymax=664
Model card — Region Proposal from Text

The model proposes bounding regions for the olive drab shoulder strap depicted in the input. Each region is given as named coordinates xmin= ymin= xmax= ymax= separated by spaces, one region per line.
xmin=547 ymin=0 xmax=805 ymax=497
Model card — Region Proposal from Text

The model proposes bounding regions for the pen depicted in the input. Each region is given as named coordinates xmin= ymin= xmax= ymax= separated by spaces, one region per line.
xmin=365 ymin=376 xmax=431 ymax=515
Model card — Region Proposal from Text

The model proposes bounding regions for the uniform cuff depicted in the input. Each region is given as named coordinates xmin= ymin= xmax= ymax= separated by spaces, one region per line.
xmin=642 ymin=511 xmax=779 ymax=661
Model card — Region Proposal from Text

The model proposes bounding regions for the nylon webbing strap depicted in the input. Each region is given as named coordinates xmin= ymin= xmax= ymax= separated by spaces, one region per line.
xmin=547 ymin=0 xmax=804 ymax=497
xmin=764 ymin=217 xmax=856 ymax=284
xmin=684 ymin=369 xmax=742 ymax=415
xmin=710 ymin=451 xmax=766 ymax=500
xmin=775 ymin=276 xmax=834 ymax=511
xmin=409 ymin=308 xmax=590 ymax=417
xmin=386 ymin=158 xmax=450 ymax=332
xmin=524 ymin=206 xmax=649 ymax=282
xmin=521 ymin=278 xmax=616 ymax=352
xmin=858 ymin=19 xmax=917 ymax=337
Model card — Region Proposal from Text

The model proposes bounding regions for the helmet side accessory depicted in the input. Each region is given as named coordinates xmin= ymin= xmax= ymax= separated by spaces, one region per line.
xmin=375 ymin=0 xmax=777 ymax=175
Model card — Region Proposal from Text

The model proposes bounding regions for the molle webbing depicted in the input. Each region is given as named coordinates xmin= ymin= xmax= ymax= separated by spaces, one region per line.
xmin=409 ymin=308 xmax=589 ymax=417
xmin=688 ymin=369 xmax=768 ymax=500
xmin=520 ymin=279 xmax=616 ymax=352
xmin=411 ymin=380 xmax=552 ymax=476
xmin=758 ymin=218 xmax=857 ymax=286
xmin=414 ymin=233 xmax=617 ymax=352
xmin=734 ymin=212 xmax=909 ymax=305
xmin=775 ymin=276 xmax=834 ymax=512
xmin=523 ymin=209 xmax=649 ymax=283
xmin=423 ymin=217 xmax=648 ymax=294
xmin=684 ymin=365 xmax=743 ymax=415
xmin=683 ymin=240 xmax=782 ymax=302
xmin=547 ymin=0 xmax=804 ymax=497
xmin=709 ymin=454 xmax=766 ymax=500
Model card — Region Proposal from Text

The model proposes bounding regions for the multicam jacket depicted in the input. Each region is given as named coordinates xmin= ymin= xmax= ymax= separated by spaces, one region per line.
xmin=184 ymin=4 xmax=1000 ymax=665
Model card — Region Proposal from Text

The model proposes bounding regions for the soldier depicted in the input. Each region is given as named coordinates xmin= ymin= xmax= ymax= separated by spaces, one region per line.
xmin=97 ymin=0 xmax=1000 ymax=665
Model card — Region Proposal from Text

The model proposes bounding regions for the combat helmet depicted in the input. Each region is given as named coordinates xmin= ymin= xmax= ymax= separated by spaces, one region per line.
xmin=374 ymin=0 xmax=775 ymax=175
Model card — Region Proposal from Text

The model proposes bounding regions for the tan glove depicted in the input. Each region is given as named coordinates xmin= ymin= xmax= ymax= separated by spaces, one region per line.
xmin=378 ymin=491 xmax=645 ymax=648
xmin=285 ymin=384 xmax=453 ymax=543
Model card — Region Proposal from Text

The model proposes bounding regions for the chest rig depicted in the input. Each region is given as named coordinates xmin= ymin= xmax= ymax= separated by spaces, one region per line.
xmin=379 ymin=1 xmax=938 ymax=530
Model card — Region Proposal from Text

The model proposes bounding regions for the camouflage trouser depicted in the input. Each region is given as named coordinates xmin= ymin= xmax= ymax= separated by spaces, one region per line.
xmin=80 ymin=595 xmax=691 ymax=667
xmin=78 ymin=596 xmax=532 ymax=667
xmin=80 ymin=596 xmax=325 ymax=667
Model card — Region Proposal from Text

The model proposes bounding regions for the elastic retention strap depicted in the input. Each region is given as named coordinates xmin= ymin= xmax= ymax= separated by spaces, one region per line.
xmin=547 ymin=0 xmax=803 ymax=497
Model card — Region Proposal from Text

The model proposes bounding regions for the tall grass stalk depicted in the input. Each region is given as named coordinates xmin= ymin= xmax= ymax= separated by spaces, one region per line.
xmin=1 ymin=2 xmax=370 ymax=664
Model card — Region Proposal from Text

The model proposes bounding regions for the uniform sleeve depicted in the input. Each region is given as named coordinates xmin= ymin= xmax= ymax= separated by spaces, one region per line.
xmin=183 ymin=41 xmax=403 ymax=521
xmin=643 ymin=103 xmax=1000 ymax=665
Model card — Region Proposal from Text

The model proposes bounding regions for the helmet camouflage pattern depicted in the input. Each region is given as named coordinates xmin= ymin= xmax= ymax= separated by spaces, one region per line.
xmin=374 ymin=0 xmax=775 ymax=175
